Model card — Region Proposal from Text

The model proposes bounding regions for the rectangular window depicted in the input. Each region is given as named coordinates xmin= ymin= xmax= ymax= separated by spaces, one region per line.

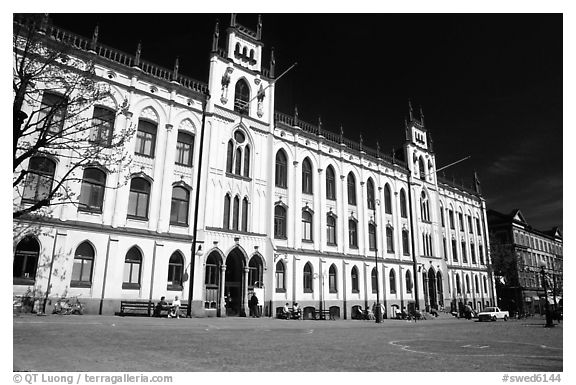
xmin=176 ymin=133 xmax=194 ymax=166
xmin=90 ymin=107 xmax=115 ymax=146
xmin=128 ymin=190 xmax=149 ymax=218
xmin=38 ymin=92 xmax=67 ymax=135
xmin=135 ymin=120 xmax=157 ymax=157
xmin=458 ymin=213 xmax=464 ymax=231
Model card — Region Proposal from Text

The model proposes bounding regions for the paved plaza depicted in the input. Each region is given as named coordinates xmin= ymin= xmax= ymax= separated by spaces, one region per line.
xmin=13 ymin=314 xmax=562 ymax=372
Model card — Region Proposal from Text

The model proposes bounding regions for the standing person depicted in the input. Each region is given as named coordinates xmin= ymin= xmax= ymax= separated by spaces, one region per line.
xmin=249 ymin=293 xmax=259 ymax=318
xmin=169 ymin=296 xmax=181 ymax=319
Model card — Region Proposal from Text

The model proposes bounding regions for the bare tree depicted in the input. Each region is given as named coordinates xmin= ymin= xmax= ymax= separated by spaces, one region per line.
xmin=13 ymin=14 xmax=134 ymax=219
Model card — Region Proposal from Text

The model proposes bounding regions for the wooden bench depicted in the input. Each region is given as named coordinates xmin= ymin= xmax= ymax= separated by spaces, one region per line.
xmin=119 ymin=300 xmax=152 ymax=317
xmin=153 ymin=301 xmax=190 ymax=318
xmin=313 ymin=308 xmax=332 ymax=320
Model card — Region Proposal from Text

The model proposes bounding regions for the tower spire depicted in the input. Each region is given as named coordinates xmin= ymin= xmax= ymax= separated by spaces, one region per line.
xmin=90 ymin=24 xmax=99 ymax=51
xmin=230 ymin=13 xmax=237 ymax=27
xmin=173 ymin=57 xmax=179 ymax=80
xmin=211 ymin=19 xmax=220 ymax=52
xmin=256 ymin=14 xmax=263 ymax=40
xmin=408 ymin=99 xmax=414 ymax=121
xmin=270 ymin=47 xmax=276 ymax=78
xmin=134 ymin=41 xmax=142 ymax=67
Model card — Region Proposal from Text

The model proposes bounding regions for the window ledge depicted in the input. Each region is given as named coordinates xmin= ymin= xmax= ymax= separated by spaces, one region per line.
xmin=122 ymin=283 xmax=141 ymax=290
xmin=303 ymin=289 xmax=313 ymax=293
xmin=170 ymin=222 xmax=189 ymax=228
xmin=175 ymin=162 xmax=193 ymax=168
xmin=127 ymin=215 xmax=149 ymax=222
xmin=225 ymin=172 xmax=252 ymax=182
xmin=78 ymin=208 xmax=102 ymax=215
xmin=70 ymin=281 xmax=92 ymax=288
xmin=275 ymin=236 xmax=288 ymax=240
xmin=327 ymin=242 xmax=337 ymax=247
xmin=13 ymin=277 xmax=35 ymax=286
xmin=134 ymin=152 xmax=155 ymax=159
xmin=167 ymin=284 xmax=183 ymax=291
xmin=302 ymin=239 xmax=314 ymax=243
xmin=275 ymin=288 xmax=286 ymax=293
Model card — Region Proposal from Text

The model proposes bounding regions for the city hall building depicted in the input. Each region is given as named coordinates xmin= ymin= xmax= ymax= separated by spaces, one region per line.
xmin=13 ymin=15 xmax=497 ymax=318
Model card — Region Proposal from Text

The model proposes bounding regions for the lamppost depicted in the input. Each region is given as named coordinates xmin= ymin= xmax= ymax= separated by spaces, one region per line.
xmin=373 ymin=199 xmax=382 ymax=323
xmin=539 ymin=263 xmax=554 ymax=328
xmin=186 ymin=90 xmax=210 ymax=318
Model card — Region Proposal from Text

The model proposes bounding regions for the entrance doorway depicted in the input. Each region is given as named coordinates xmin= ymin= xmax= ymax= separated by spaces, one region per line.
xmin=428 ymin=268 xmax=437 ymax=310
xmin=225 ymin=248 xmax=245 ymax=316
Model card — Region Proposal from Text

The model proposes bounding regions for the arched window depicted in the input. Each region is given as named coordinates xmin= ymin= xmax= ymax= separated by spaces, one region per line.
xmin=71 ymin=242 xmax=94 ymax=287
xmin=175 ymin=132 xmax=194 ymax=166
xmin=234 ymin=147 xmax=242 ymax=175
xmin=135 ymin=120 xmax=157 ymax=157
xmin=384 ymin=184 xmax=392 ymax=214
xmin=420 ymin=191 xmax=430 ymax=222
xmin=474 ymin=275 xmax=479 ymax=293
xmin=440 ymin=204 xmax=445 ymax=227
xmin=368 ymin=223 xmax=377 ymax=250
xmin=347 ymin=173 xmax=356 ymax=205
xmin=389 ymin=269 xmax=397 ymax=294
xmin=302 ymin=158 xmax=313 ymax=194
xmin=348 ymin=219 xmax=358 ymax=248
xmin=205 ymin=252 xmax=220 ymax=307
xmin=167 ymin=252 xmax=184 ymax=290
xmin=326 ymin=166 xmax=336 ymax=200
xmin=241 ymin=197 xmax=249 ymax=232
xmin=452 ymin=239 xmax=458 ymax=262
xmin=127 ymin=177 xmax=150 ymax=219
xmin=465 ymin=274 xmax=471 ymax=293
xmin=471 ymin=242 xmax=476 ymax=264
xmin=79 ymin=168 xmax=106 ymax=213
xmin=275 ymin=261 xmax=286 ymax=292
xmin=462 ymin=241 xmax=468 ymax=263
xmin=13 ymin=236 xmax=40 ymax=282
xmin=123 ymin=247 xmax=142 ymax=289
xmin=234 ymin=43 xmax=240 ymax=54
xmin=449 ymin=209 xmax=455 ymax=229
xmin=386 ymin=226 xmax=394 ymax=253
xmin=456 ymin=274 xmax=461 ymax=294
xmin=274 ymin=205 xmax=287 ymax=239
xmin=402 ymin=229 xmax=410 ymax=255
xmin=351 ymin=266 xmax=359 ymax=293
xmin=90 ymin=106 xmax=115 ymax=146
xmin=303 ymin=262 xmax=313 ymax=293
xmin=405 ymin=270 xmax=413 ymax=293
xmin=22 ymin=156 xmax=56 ymax=203
xmin=326 ymin=214 xmax=337 ymax=245
xmin=329 ymin=264 xmax=337 ymax=293
xmin=234 ymin=79 xmax=250 ymax=113
xmin=223 ymin=194 xmax=231 ymax=229
xmin=367 ymin=178 xmax=375 ymax=209
xmin=248 ymin=256 xmax=263 ymax=288
xmin=479 ymin=245 xmax=485 ymax=265
xmin=443 ymin=237 xmax=448 ymax=261
xmin=399 ymin=189 xmax=407 ymax=218
xmin=483 ymin=276 xmax=488 ymax=293
xmin=232 ymin=196 xmax=240 ymax=230
xmin=419 ymin=156 xmax=426 ymax=180
xmin=226 ymin=140 xmax=234 ymax=173
xmin=170 ymin=186 xmax=189 ymax=226
xmin=302 ymin=210 xmax=313 ymax=241
xmin=243 ymin=146 xmax=250 ymax=177
xmin=371 ymin=267 xmax=378 ymax=294
xmin=275 ymin=150 xmax=287 ymax=188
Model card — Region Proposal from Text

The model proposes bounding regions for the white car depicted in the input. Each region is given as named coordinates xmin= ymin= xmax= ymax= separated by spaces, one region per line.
xmin=477 ymin=306 xmax=509 ymax=322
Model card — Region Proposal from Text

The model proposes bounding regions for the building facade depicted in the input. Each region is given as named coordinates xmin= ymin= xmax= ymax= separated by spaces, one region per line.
xmin=13 ymin=15 xmax=497 ymax=318
xmin=487 ymin=209 xmax=563 ymax=316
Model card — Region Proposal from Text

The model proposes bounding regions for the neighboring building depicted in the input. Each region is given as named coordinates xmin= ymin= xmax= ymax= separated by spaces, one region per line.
xmin=487 ymin=209 xmax=563 ymax=316
xmin=13 ymin=15 xmax=497 ymax=317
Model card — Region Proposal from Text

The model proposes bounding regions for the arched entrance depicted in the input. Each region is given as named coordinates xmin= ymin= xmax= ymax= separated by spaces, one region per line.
xmin=225 ymin=248 xmax=246 ymax=316
xmin=428 ymin=268 xmax=437 ymax=310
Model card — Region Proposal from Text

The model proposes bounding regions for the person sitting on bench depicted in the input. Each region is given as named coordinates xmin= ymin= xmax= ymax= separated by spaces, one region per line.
xmin=168 ymin=296 xmax=181 ymax=319
xmin=153 ymin=296 xmax=169 ymax=317
xmin=281 ymin=303 xmax=291 ymax=319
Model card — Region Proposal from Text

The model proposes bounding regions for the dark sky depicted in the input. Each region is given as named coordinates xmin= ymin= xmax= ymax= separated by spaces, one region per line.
xmin=48 ymin=13 xmax=563 ymax=232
